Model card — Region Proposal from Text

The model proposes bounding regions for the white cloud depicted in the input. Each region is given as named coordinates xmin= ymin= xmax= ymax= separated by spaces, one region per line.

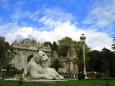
xmin=4 ymin=21 xmax=112 ymax=50
xmin=86 ymin=30 xmax=112 ymax=50
xmin=83 ymin=0 xmax=115 ymax=32
xmin=42 ymin=8 xmax=78 ymax=30
xmin=5 ymin=27 xmax=39 ymax=43
xmin=0 ymin=8 xmax=113 ymax=50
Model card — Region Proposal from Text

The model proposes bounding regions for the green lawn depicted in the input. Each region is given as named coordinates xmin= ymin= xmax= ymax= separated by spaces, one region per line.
xmin=0 ymin=79 xmax=115 ymax=86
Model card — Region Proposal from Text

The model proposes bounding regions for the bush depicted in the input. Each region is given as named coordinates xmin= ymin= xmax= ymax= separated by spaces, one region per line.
xmin=8 ymin=67 xmax=21 ymax=77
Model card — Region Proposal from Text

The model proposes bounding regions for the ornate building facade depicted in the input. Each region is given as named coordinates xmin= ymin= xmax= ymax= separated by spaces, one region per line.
xmin=11 ymin=39 xmax=78 ymax=73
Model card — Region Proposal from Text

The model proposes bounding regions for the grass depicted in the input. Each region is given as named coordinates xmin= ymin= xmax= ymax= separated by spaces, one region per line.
xmin=0 ymin=79 xmax=115 ymax=86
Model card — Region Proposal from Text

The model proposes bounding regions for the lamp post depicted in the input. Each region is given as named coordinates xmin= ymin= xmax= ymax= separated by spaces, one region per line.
xmin=80 ymin=34 xmax=87 ymax=79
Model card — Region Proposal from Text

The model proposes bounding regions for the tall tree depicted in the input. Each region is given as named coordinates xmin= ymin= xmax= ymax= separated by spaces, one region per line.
xmin=58 ymin=37 xmax=73 ymax=57
xmin=87 ymin=50 xmax=102 ymax=72
xmin=109 ymin=52 xmax=115 ymax=77
xmin=57 ymin=37 xmax=90 ymax=71
xmin=87 ymin=48 xmax=115 ymax=77
xmin=52 ymin=41 xmax=58 ymax=52
xmin=0 ymin=37 xmax=10 ymax=69
xmin=101 ymin=48 xmax=115 ymax=77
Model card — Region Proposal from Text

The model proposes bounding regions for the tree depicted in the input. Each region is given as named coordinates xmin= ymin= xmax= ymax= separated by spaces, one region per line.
xmin=52 ymin=41 xmax=58 ymax=51
xmin=57 ymin=37 xmax=90 ymax=72
xmin=51 ymin=41 xmax=59 ymax=57
xmin=0 ymin=37 xmax=10 ymax=69
xmin=43 ymin=41 xmax=52 ymax=48
xmin=87 ymin=48 xmax=115 ymax=77
xmin=58 ymin=45 xmax=69 ymax=57
xmin=58 ymin=37 xmax=73 ymax=46
xmin=50 ymin=59 xmax=63 ymax=72
xmin=101 ymin=48 xmax=115 ymax=77
xmin=44 ymin=41 xmax=58 ymax=56
xmin=57 ymin=37 xmax=73 ymax=57
xmin=87 ymin=50 xmax=102 ymax=72
xmin=109 ymin=52 xmax=115 ymax=77
xmin=73 ymin=41 xmax=90 ymax=72
xmin=50 ymin=51 xmax=64 ymax=72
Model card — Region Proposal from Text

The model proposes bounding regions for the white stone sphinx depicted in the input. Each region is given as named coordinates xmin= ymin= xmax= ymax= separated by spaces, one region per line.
xmin=26 ymin=50 xmax=64 ymax=80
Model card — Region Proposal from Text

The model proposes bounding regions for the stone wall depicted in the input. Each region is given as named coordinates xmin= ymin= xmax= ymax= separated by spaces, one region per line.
xmin=10 ymin=39 xmax=78 ymax=74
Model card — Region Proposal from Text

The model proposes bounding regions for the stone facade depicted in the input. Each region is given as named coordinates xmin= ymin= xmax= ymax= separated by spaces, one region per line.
xmin=11 ymin=39 xmax=39 ymax=70
xmin=11 ymin=39 xmax=78 ymax=73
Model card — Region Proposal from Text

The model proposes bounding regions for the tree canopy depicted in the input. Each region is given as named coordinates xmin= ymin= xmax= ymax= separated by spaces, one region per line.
xmin=0 ymin=37 xmax=10 ymax=69
xmin=87 ymin=48 xmax=115 ymax=77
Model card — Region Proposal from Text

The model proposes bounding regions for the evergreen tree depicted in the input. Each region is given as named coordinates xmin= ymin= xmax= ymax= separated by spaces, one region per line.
xmin=52 ymin=41 xmax=58 ymax=52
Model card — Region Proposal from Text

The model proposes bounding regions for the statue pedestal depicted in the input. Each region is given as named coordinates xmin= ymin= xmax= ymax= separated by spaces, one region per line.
xmin=5 ymin=78 xmax=67 ymax=82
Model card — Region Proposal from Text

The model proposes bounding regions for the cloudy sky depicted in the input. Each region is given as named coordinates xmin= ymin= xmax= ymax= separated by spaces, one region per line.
xmin=0 ymin=0 xmax=115 ymax=50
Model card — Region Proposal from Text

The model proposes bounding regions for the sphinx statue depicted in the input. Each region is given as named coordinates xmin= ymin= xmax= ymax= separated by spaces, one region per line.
xmin=26 ymin=50 xmax=64 ymax=80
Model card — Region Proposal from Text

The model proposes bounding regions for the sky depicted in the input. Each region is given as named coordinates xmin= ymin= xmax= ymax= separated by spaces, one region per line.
xmin=0 ymin=0 xmax=115 ymax=50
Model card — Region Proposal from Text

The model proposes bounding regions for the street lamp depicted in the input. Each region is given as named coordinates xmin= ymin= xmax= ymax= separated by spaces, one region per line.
xmin=80 ymin=34 xmax=87 ymax=79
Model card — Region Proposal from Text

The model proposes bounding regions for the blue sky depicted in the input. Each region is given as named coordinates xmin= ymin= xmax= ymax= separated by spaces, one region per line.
xmin=0 ymin=0 xmax=115 ymax=50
